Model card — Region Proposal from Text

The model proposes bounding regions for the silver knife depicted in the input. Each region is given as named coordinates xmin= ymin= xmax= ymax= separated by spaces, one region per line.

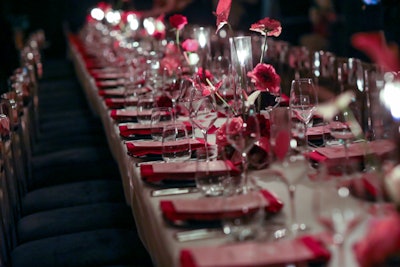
xmin=151 ymin=187 xmax=198 ymax=197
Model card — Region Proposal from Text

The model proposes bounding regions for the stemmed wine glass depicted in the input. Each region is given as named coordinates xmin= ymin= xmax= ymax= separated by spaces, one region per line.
xmin=225 ymin=104 xmax=260 ymax=193
xmin=163 ymin=67 xmax=182 ymax=118
xmin=328 ymin=109 xmax=355 ymax=176
xmin=315 ymin=183 xmax=367 ymax=267
xmin=289 ymin=78 xmax=318 ymax=152
xmin=190 ymin=94 xmax=218 ymax=157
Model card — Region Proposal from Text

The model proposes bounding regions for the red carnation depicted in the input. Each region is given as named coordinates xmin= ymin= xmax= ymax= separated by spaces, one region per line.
xmin=250 ymin=17 xmax=282 ymax=37
xmin=247 ymin=63 xmax=281 ymax=95
xmin=214 ymin=0 xmax=232 ymax=33
xmin=169 ymin=14 xmax=188 ymax=31
xmin=181 ymin=39 xmax=199 ymax=52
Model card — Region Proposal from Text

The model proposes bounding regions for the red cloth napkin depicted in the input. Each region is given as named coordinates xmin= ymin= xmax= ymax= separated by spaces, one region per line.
xmin=95 ymin=79 xmax=125 ymax=88
xmin=160 ymin=189 xmax=283 ymax=223
xmin=180 ymin=235 xmax=330 ymax=267
xmin=140 ymin=160 xmax=240 ymax=183
xmin=119 ymin=121 xmax=192 ymax=138
xmin=125 ymin=138 xmax=206 ymax=157
xmin=91 ymin=72 xmax=126 ymax=80
xmin=105 ymin=98 xmax=138 ymax=109
xmin=110 ymin=109 xmax=138 ymax=121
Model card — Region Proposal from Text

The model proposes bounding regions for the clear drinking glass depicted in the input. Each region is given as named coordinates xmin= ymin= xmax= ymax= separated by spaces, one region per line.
xmin=195 ymin=145 xmax=228 ymax=197
xmin=328 ymin=109 xmax=355 ymax=175
xmin=150 ymin=107 xmax=174 ymax=141
xmin=161 ymin=122 xmax=191 ymax=162
xmin=316 ymin=184 xmax=367 ymax=267
xmin=137 ymin=94 xmax=155 ymax=125
xmin=289 ymin=78 xmax=318 ymax=152
xmin=226 ymin=105 xmax=260 ymax=193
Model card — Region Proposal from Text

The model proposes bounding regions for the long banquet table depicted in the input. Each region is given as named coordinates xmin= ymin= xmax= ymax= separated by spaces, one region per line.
xmin=68 ymin=35 xmax=366 ymax=267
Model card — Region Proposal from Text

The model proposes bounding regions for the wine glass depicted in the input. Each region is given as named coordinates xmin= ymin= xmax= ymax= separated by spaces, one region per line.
xmin=226 ymin=104 xmax=260 ymax=193
xmin=290 ymin=78 xmax=318 ymax=152
xmin=161 ymin=122 xmax=192 ymax=163
xmin=328 ymin=109 xmax=355 ymax=176
xmin=315 ymin=183 xmax=367 ymax=267
xmin=162 ymin=67 xmax=182 ymax=118
xmin=190 ymin=94 xmax=218 ymax=156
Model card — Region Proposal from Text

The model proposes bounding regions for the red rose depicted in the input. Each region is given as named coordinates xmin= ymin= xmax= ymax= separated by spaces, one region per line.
xmin=181 ymin=39 xmax=199 ymax=52
xmin=214 ymin=0 xmax=232 ymax=33
xmin=354 ymin=213 xmax=400 ymax=267
xmin=250 ymin=17 xmax=282 ymax=37
xmin=247 ymin=63 xmax=281 ymax=94
xmin=169 ymin=14 xmax=188 ymax=31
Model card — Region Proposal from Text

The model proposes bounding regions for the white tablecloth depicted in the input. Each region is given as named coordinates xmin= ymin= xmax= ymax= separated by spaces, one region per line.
xmin=68 ymin=39 xmax=364 ymax=267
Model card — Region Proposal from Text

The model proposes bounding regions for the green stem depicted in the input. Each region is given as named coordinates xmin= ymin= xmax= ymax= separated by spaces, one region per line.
xmin=260 ymin=35 xmax=268 ymax=64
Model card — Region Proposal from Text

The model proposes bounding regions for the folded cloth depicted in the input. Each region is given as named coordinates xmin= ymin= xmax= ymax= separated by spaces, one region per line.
xmin=125 ymin=138 xmax=206 ymax=157
xmin=96 ymin=79 xmax=125 ymax=88
xmin=180 ymin=235 xmax=330 ymax=267
xmin=292 ymin=125 xmax=330 ymax=139
xmin=140 ymin=160 xmax=240 ymax=183
xmin=160 ymin=189 xmax=283 ymax=223
xmin=105 ymin=98 xmax=138 ymax=109
xmin=99 ymin=87 xmax=151 ymax=98
xmin=91 ymin=72 xmax=127 ymax=80
xmin=119 ymin=121 xmax=192 ymax=138
xmin=308 ymin=139 xmax=395 ymax=162
xmin=110 ymin=109 xmax=138 ymax=122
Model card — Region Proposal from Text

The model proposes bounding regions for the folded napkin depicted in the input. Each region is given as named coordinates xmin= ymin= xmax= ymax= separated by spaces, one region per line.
xmin=140 ymin=160 xmax=239 ymax=183
xmin=110 ymin=109 xmax=138 ymax=122
xmin=96 ymin=79 xmax=125 ymax=88
xmin=119 ymin=121 xmax=192 ymax=138
xmin=180 ymin=235 xmax=330 ymax=267
xmin=91 ymin=72 xmax=127 ymax=80
xmin=308 ymin=139 xmax=395 ymax=162
xmin=126 ymin=138 xmax=206 ymax=157
xmin=292 ymin=125 xmax=330 ymax=139
xmin=99 ymin=87 xmax=151 ymax=98
xmin=105 ymin=98 xmax=138 ymax=109
xmin=160 ymin=190 xmax=283 ymax=223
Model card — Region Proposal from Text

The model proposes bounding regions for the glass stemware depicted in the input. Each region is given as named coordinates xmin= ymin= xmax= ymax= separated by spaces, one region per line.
xmin=289 ymin=78 xmax=318 ymax=152
xmin=315 ymin=183 xmax=367 ymax=267
xmin=162 ymin=67 xmax=182 ymax=118
xmin=328 ymin=109 xmax=355 ymax=176
xmin=226 ymin=105 xmax=260 ymax=193
xmin=190 ymin=95 xmax=218 ymax=156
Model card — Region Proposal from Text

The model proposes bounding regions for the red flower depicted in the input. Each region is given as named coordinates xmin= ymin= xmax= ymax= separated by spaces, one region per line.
xmin=169 ymin=14 xmax=188 ymax=31
xmin=165 ymin=42 xmax=180 ymax=56
xmin=247 ymin=63 xmax=281 ymax=94
xmin=160 ymin=56 xmax=181 ymax=76
xmin=181 ymin=39 xmax=199 ymax=52
xmin=250 ymin=17 xmax=282 ymax=37
xmin=196 ymin=68 xmax=213 ymax=82
xmin=351 ymin=31 xmax=399 ymax=72
xmin=216 ymin=117 xmax=243 ymax=147
xmin=354 ymin=213 xmax=400 ymax=267
xmin=214 ymin=0 xmax=232 ymax=33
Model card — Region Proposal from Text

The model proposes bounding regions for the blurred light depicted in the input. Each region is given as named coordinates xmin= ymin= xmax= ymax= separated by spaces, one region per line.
xmin=187 ymin=53 xmax=200 ymax=65
xmin=143 ymin=18 xmax=156 ymax=35
xmin=198 ymin=32 xmax=207 ymax=48
xmin=127 ymin=14 xmax=139 ymax=30
xmin=237 ymin=49 xmax=249 ymax=66
xmin=219 ymin=29 xmax=227 ymax=38
xmin=90 ymin=8 xmax=105 ymax=21
xmin=105 ymin=10 xmax=121 ymax=25
xmin=380 ymin=75 xmax=400 ymax=120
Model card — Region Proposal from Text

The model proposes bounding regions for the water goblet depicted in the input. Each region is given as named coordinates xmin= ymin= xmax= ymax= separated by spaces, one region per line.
xmin=328 ymin=109 xmax=355 ymax=176
xmin=315 ymin=183 xmax=367 ymax=267
xmin=226 ymin=104 xmax=260 ymax=193
xmin=289 ymin=78 xmax=318 ymax=152
xmin=161 ymin=122 xmax=191 ymax=163
xmin=150 ymin=107 xmax=174 ymax=141
xmin=195 ymin=145 xmax=228 ymax=197
xmin=190 ymin=95 xmax=218 ymax=155
xmin=162 ymin=67 xmax=182 ymax=118
xmin=137 ymin=94 xmax=155 ymax=125
xmin=222 ymin=189 xmax=266 ymax=241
